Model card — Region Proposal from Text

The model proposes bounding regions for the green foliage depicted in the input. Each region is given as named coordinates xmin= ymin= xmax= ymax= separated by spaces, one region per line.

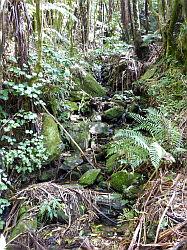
xmin=107 ymin=108 xmax=182 ymax=170
xmin=117 ymin=208 xmax=139 ymax=226
xmin=1 ymin=135 xmax=48 ymax=174
xmin=140 ymin=62 xmax=187 ymax=114
xmin=91 ymin=37 xmax=133 ymax=57
xmin=0 ymin=170 xmax=11 ymax=229
xmin=0 ymin=110 xmax=49 ymax=174
xmin=38 ymin=198 xmax=66 ymax=222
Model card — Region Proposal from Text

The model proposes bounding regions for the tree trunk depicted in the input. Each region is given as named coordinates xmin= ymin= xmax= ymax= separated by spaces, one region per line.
xmin=35 ymin=0 xmax=43 ymax=74
xmin=132 ymin=0 xmax=143 ymax=58
xmin=0 ymin=1 xmax=5 ymax=87
xmin=166 ymin=0 xmax=181 ymax=56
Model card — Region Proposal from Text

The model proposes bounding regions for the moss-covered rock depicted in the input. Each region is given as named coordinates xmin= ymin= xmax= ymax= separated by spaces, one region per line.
xmin=110 ymin=170 xmax=139 ymax=193
xmin=42 ymin=113 xmax=62 ymax=161
xmin=65 ymin=101 xmax=79 ymax=111
xmin=10 ymin=218 xmax=37 ymax=240
xmin=61 ymin=153 xmax=83 ymax=171
xmin=103 ymin=106 xmax=124 ymax=121
xmin=9 ymin=205 xmax=37 ymax=240
xmin=79 ymin=169 xmax=101 ymax=186
xmin=71 ymin=65 xmax=106 ymax=97
xmin=140 ymin=66 xmax=157 ymax=80
xmin=89 ymin=122 xmax=109 ymax=135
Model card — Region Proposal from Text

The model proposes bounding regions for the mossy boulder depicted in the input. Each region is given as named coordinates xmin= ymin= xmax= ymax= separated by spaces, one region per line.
xmin=140 ymin=66 xmax=157 ymax=80
xmin=89 ymin=122 xmax=109 ymax=135
xmin=110 ymin=170 xmax=140 ymax=193
xmin=60 ymin=153 xmax=83 ymax=171
xmin=103 ymin=106 xmax=124 ymax=121
xmin=9 ymin=205 xmax=37 ymax=240
xmin=10 ymin=218 xmax=37 ymax=240
xmin=71 ymin=65 xmax=106 ymax=97
xmin=79 ymin=169 xmax=101 ymax=186
xmin=64 ymin=101 xmax=79 ymax=111
xmin=42 ymin=113 xmax=62 ymax=161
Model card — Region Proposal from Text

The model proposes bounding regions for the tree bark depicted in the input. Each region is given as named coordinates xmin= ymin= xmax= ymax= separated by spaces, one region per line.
xmin=35 ymin=0 xmax=43 ymax=74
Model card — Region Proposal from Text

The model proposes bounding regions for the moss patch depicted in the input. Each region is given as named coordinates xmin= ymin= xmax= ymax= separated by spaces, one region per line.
xmin=110 ymin=170 xmax=139 ymax=193
xmin=79 ymin=169 xmax=101 ymax=186
xmin=71 ymin=65 xmax=106 ymax=97
xmin=42 ymin=113 xmax=62 ymax=161
xmin=104 ymin=106 xmax=124 ymax=121
xmin=137 ymin=60 xmax=187 ymax=115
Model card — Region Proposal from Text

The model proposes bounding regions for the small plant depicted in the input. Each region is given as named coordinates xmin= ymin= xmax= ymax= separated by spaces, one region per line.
xmin=0 ymin=170 xmax=11 ymax=229
xmin=117 ymin=208 xmax=138 ymax=226
xmin=38 ymin=198 xmax=66 ymax=222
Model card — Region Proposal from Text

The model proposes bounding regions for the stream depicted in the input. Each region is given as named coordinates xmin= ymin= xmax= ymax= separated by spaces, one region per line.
xmin=6 ymin=54 xmax=146 ymax=250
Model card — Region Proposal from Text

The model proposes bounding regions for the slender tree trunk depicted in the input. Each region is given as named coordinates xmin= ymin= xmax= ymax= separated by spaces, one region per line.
xmin=166 ymin=0 xmax=181 ymax=56
xmin=132 ymin=0 xmax=143 ymax=58
xmin=145 ymin=0 xmax=149 ymax=34
xmin=181 ymin=0 xmax=187 ymax=18
xmin=35 ymin=0 xmax=43 ymax=74
xmin=0 ymin=1 xmax=5 ymax=88
xmin=121 ymin=0 xmax=130 ymax=42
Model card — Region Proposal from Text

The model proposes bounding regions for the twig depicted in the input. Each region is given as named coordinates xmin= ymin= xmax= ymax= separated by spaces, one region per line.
xmin=127 ymin=216 xmax=144 ymax=250
xmin=172 ymin=239 xmax=187 ymax=250
xmin=154 ymin=191 xmax=176 ymax=243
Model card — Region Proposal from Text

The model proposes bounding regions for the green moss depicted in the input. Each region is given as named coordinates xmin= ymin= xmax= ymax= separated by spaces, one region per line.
xmin=79 ymin=169 xmax=101 ymax=186
xmin=42 ymin=113 xmax=62 ymax=161
xmin=65 ymin=101 xmax=79 ymax=111
xmin=71 ymin=66 xmax=106 ymax=97
xmin=10 ymin=217 xmax=37 ymax=240
xmin=138 ymin=60 xmax=187 ymax=115
xmin=104 ymin=106 xmax=124 ymax=120
xmin=110 ymin=171 xmax=139 ymax=193
xmin=141 ymin=66 xmax=157 ymax=80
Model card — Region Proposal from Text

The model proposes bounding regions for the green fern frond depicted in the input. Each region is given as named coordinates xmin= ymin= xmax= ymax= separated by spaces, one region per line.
xmin=149 ymin=142 xmax=167 ymax=168
xmin=114 ymin=129 xmax=149 ymax=150
xmin=107 ymin=108 xmax=182 ymax=170
xmin=129 ymin=108 xmax=182 ymax=149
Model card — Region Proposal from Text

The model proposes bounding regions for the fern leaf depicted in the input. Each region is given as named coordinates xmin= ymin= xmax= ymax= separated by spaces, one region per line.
xmin=149 ymin=142 xmax=166 ymax=168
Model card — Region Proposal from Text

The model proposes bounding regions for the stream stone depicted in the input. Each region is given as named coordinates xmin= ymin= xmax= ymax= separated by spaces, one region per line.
xmin=103 ymin=106 xmax=124 ymax=121
xmin=79 ymin=169 xmax=101 ymax=186
xmin=61 ymin=154 xmax=84 ymax=171
xmin=89 ymin=122 xmax=109 ymax=135
xmin=42 ymin=113 xmax=62 ymax=161
xmin=77 ymin=163 xmax=93 ymax=174
xmin=68 ymin=121 xmax=90 ymax=151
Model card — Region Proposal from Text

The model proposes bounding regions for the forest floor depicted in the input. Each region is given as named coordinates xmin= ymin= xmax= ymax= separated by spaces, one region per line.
xmin=4 ymin=46 xmax=187 ymax=250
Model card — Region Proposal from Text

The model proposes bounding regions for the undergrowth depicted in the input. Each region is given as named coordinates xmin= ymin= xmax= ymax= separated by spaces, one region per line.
xmin=107 ymin=108 xmax=183 ymax=171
